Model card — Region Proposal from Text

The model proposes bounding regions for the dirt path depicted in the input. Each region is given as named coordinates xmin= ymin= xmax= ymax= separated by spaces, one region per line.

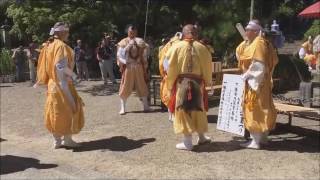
xmin=1 ymin=81 xmax=319 ymax=179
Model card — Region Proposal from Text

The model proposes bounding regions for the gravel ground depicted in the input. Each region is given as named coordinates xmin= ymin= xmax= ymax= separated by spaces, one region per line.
xmin=0 ymin=80 xmax=319 ymax=180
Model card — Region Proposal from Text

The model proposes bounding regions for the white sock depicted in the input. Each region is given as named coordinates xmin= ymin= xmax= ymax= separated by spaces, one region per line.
xmin=141 ymin=97 xmax=150 ymax=111
xmin=119 ymin=98 xmax=126 ymax=114
xmin=183 ymin=135 xmax=193 ymax=149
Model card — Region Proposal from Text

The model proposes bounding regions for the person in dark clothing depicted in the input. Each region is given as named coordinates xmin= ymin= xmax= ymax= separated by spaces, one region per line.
xmin=12 ymin=45 xmax=27 ymax=82
xmin=74 ymin=39 xmax=89 ymax=80
xmin=96 ymin=39 xmax=116 ymax=85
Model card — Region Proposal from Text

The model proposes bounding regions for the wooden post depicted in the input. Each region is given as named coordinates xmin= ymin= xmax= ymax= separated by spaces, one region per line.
xmin=288 ymin=113 xmax=293 ymax=126
xmin=143 ymin=0 xmax=150 ymax=40
xmin=250 ymin=0 xmax=254 ymax=20
xmin=153 ymin=78 xmax=156 ymax=105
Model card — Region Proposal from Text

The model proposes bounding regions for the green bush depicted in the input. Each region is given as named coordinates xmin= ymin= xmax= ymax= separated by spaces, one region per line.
xmin=273 ymin=54 xmax=311 ymax=90
xmin=304 ymin=20 xmax=320 ymax=39
xmin=149 ymin=47 xmax=160 ymax=75
xmin=0 ymin=48 xmax=15 ymax=75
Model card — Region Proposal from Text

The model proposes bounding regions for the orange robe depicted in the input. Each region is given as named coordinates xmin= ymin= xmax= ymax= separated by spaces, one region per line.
xmin=158 ymin=36 xmax=181 ymax=106
xmin=37 ymin=38 xmax=84 ymax=136
xmin=236 ymin=36 xmax=278 ymax=133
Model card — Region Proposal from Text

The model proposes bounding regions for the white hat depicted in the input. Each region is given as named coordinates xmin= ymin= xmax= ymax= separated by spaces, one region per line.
xmin=49 ymin=24 xmax=69 ymax=35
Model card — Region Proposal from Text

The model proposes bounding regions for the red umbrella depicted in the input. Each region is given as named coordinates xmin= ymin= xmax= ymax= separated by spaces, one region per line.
xmin=298 ymin=1 xmax=320 ymax=18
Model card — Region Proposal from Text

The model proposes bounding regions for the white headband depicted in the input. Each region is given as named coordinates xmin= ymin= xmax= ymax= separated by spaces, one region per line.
xmin=245 ymin=21 xmax=262 ymax=31
xmin=49 ymin=25 xmax=69 ymax=35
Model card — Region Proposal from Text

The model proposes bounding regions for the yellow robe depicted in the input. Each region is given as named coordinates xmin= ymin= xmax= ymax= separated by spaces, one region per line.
xmin=302 ymin=41 xmax=316 ymax=65
xmin=37 ymin=38 xmax=84 ymax=136
xmin=166 ymin=40 xmax=212 ymax=134
xmin=236 ymin=36 xmax=278 ymax=133
xmin=302 ymin=41 xmax=313 ymax=54
xmin=36 ymin=42 xmax=50 ymax=85
xmin=158 ymin=36 xmax=181 ymax=106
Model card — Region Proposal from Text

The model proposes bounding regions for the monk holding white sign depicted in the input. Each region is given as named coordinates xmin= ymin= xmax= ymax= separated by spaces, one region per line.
xmin=236 ymin=19 xmax=278 ymax=149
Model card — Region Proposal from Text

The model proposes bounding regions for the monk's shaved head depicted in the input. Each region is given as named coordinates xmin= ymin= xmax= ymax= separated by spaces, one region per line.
xmin=182 ymin=24 xmax=196 ymax=36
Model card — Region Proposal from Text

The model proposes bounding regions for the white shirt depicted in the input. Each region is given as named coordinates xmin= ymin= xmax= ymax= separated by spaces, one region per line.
xmin=242 ymin=60 xmax=265 ymax=91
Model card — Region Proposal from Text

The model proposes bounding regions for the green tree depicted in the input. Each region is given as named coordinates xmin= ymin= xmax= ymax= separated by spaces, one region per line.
xmin=3 ymin=0 xmax=318 ymax=70
xmin=193 ymin=0 xmax=251 ymax=56
xmin=304 ymin=20 xmax=320 ymax=39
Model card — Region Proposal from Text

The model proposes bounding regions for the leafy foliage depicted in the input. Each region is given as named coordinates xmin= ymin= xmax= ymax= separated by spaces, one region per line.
xmin=0 ymin=48 xmax=15 ymax=75
xmin=304 ymin=20 xmax=320 ymax=39
xmin=2 ymin=0 xmax=319 ymax=71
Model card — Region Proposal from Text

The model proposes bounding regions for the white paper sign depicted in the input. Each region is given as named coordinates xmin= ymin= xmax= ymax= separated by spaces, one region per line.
xmin=217 ymin=74 xmax=245 ymax=136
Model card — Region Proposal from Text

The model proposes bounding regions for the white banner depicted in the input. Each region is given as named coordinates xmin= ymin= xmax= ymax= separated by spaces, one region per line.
xmin=217 ymin=74 xmax=245 ymax=136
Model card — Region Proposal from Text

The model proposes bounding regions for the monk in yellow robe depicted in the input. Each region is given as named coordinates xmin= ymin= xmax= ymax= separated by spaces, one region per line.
xmin=300 ymin=36 xmax=316 ymax=69
xmin=36 ymin=22 xmax=84 ymax=149
xmin=313 ymin=35 xmax=320 ymax=71
xmin=117 ymin=25 xmax=150 ymax=115
xmin=236 ymin=20 xmax=278 ymax=149
xmin=158 ymin=32 xmax=182 ymax=122
xmin=166 ymin=24 xmax=212 ymax=151
xmin=302 ymin=36 xmax=313 ymax=55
